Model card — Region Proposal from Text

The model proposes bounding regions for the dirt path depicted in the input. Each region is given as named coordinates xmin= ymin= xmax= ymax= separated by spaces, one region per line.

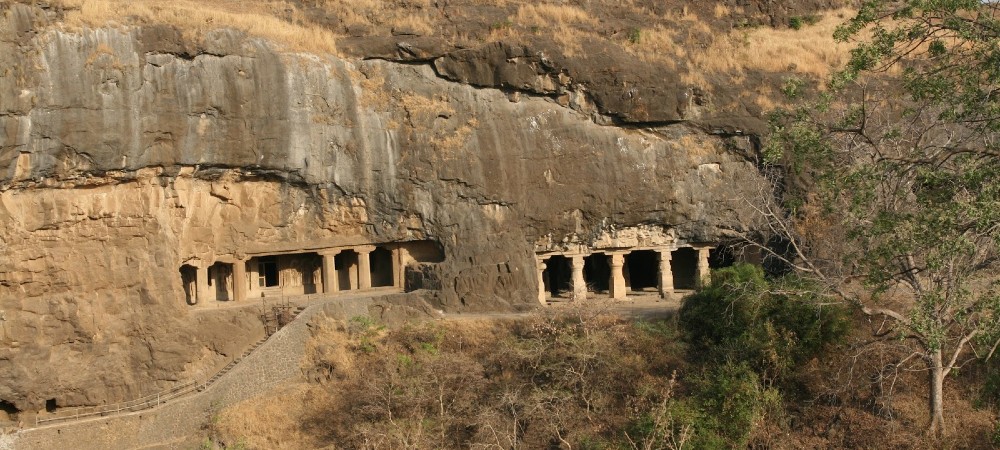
xmin=442 ymin=293 xmax=685 ymax=321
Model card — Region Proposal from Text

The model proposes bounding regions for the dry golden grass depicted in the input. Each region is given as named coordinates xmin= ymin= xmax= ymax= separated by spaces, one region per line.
xmin=714 ymin=4 xmax=733 ymax=19
xmin=686 ymin=9 xmax=855 ymax=83
xmin=623 ymin=26 xmax=684 ymax=68
xmin=514 ymin=4 xmax=599 ymax=56
xmin=618 ymin=7 xmax=854 ymax=93
xmin=213 ymin=383 xmax=332 ymax=450
xmin=49 ymin=0 xmax=339 ymax=54
xmin=319 ymin=0 xmax=437 ymax=36
xmin=514 ymin=4 xmax=598 ymax=27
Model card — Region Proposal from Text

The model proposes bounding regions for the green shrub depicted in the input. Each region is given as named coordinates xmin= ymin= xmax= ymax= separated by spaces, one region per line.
xmin=690 ymin=361 xmax=781 ymax=448
xmin=627 ymin=27 xmax=642 ymax=44
xmin=789 ymin=14 xmax=820 ymax=30
xmin=679 ymin=264 xmax=848 ymax=385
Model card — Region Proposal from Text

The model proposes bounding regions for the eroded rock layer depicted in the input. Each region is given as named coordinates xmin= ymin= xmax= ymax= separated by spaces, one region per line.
xmin=0 ymin=4 xmax=764 ymax=413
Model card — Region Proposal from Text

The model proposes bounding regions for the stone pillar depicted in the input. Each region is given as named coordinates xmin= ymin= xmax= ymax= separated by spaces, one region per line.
xmin=196 ymin=264 xmax=211 ymax=304
xmin=609 ymin=253 xmax=627 ymax=300
xmin=357 ymin=245 xmax=375 ymax=290
xmin=396 ymin=246 xmax=412 ymax=290
xmin=321 ymin=250 xmax=340 ymax=294
xmin=571 ymin=255 xmax=587 ymax=301
xmin=233 ymin=258 xmax=247 ymax=302
xmin=391 ymin=246 xmax=402 ymax=288
xmin=247 ymin=258 xmax=259 ymax=298
xmin=697 ymin=247 xmax=712 ymax=287
xmin=657 ymin=249 xmax=674 ymax=298
xmin=537 ymin=259 xmax=548 ymax=305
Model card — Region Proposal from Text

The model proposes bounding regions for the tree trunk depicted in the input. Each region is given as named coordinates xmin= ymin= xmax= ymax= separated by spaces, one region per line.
xmin=928 ymin=349 xmax=945 ymax=437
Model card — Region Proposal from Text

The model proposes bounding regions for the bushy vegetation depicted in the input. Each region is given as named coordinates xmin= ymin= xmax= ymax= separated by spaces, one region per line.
xmin=674 ymin=264 xmax=848 ymax=448
xmin=680 ymin=264 xmax=848 ymax=387
xmin=226 ymin=265 xmax=844 ymax=449
xmin=308 ymin=312 xmax=687 ymax=449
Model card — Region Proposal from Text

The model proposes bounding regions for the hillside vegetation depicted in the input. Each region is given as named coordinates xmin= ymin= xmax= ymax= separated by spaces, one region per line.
xmin=205 ymin=266 xmax=997 ymax=449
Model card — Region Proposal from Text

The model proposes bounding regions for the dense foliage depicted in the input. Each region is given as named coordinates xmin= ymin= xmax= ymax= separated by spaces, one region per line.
xmin=680 ymin=264 xmax=848 ymax=387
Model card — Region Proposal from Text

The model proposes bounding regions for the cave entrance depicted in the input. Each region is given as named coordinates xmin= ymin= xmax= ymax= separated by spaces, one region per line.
xmin=336 ymin=250 xmax=360 ymax=291
xmin=543 ymin=255 xmax=572 ymax=298
xmin=626 ymin=250 xmax=659 ymax=293
xmin=257 ymin=256 xmax=279 ymax=289
xmin=370 ymin=247 xmax=395 ymax=287
xmin=0 ymin=399 xmax=19 ymax=422
xmin=583 ymin=253 xmax=610 ymax=294
xmin=208 ymin=262 xmax=234 ymax=301
xmin=179 ymin=264 xmax=198 ymax=305
xmin=671 ymin=248 xmax=699 ymax=289
xmin=45 ymin=398 xmax=57 ymax=413
xmin=709 ymin=245 xmax=736 ymax=270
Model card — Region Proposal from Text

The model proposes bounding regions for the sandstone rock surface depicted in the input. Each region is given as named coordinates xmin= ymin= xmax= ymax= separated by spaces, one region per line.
xmin=0 ymin=2 xmax=766 ymax=414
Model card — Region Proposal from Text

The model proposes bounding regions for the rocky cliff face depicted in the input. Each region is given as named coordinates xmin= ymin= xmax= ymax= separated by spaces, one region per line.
xmin=0 ymin=3 xmax=766 ymax=414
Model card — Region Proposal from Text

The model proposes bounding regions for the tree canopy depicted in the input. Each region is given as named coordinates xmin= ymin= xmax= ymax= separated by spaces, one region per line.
xmin=762 ymin=0 xmax=1000 ymax=436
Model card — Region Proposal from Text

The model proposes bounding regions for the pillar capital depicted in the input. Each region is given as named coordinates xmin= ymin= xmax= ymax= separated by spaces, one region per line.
xmin=609 ymin=252 xmax=625 ymax=268
xmin=355 ymin=245 xmax=377 ymax=254
xmin=318 ymin=248 xmax=343 ymax=257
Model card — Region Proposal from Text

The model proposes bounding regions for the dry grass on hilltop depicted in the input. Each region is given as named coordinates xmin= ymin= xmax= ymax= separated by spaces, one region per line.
xmin=49 ymin=0 xmax=340 ymax=53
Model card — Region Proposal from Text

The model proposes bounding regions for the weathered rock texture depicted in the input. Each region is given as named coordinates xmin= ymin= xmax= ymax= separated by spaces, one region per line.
xmin=0 ymin=3 xmax=765 ymax=414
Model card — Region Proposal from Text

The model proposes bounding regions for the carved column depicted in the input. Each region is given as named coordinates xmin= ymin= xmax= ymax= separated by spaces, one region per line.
xmin=196 ymin=263 xmax=211 ymax=304
xmin=357 ymin=245 xmax=375 ymax=290
xmin=609 ymin=253 xmax=627 ymax=300
xmin=697 ymin=247 xmax=712 ymax=287
xmin=657 ymin=249 xmax=674 ymax=298
xmin=391 ymin=246 xmax=401 ymax=288
xmin=233 ymin=258 xmax=247 ymax=302
xmin=320 ymin=250 xmax=341 ymax=294
xmin=396 ymin=246 xmax=412 ymax=290
xmin=571 ymin=255 xmax=587 ymax=301
xmin=246 ymin=258 xmax=259 ymax=298
xmin=537 ymin=259 xmax=548 ymax=305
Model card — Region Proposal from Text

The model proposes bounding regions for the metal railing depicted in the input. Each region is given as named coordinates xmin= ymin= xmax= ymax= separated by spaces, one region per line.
xmin=34 ymin=378 xmax=205 ymax=426
xmin=32 ymin=304 xmax=310 ymax=427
